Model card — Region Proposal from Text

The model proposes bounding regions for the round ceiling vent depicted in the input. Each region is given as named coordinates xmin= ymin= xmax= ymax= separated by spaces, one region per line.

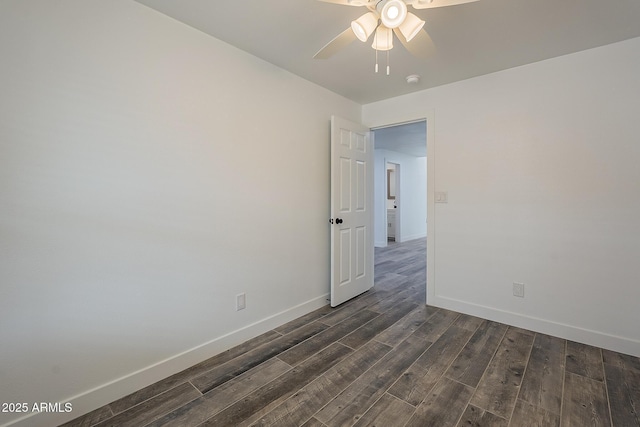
xmin=406 ymin=74 xmax=421 ymax=84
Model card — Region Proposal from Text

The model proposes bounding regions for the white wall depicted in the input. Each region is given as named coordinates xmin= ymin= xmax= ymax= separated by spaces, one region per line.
xmin=364 ymin=37 xmax=640 ymax=357
xmin=374 ymin=150 xmax=427 ymax=246
xmin=0 ymin=1 xmax=360 ymax=425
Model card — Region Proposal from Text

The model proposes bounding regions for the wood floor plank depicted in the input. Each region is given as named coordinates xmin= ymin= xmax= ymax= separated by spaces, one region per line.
xmin=566 ymin=341 xmax=604 ymax=382
xmin=274 ymin=306 xmax=332 ymax=335
xmin=301 ymin=418 xmax=327 ymax=427
xmin=470 ymin=327 xmax=534 ymax=419
xmin=374 ymin=259 xmax=402 ymax=275
xmin=94 ymin=382 xmax=200 ymax=427
xmin=352 ymin=393 xmax=415 ymax=427
xmin=277 ymin=309 xmax=379 ymax=366
xmin=445 ymin=320 xmax=508 ymax=388
xmin=146 ymin=358 xmax=291 ymax=427
xmin=410 ymin=307 xmax=460 ymax=343
xmin=507 ymin=325 xmax=536 ymax=337
xmin=318 ymin=290 xmax=390 ymax=326
xmin=339 ymin=299 xmax=418 ymax=349
xmin=388 ymin=319 xmax=477 ymax=406
xmin=366 ymin=287 xmax=418 ymax=313
xmin=314 ymin=333 xmax=432 ymax=426
xmin=190 ymin=321 xmax=328 ymax=393
xmin=560 ymin=371 xmax=611 ymax=427
xmin=603 ymin=362 xmax=640 ymax=427
xmin=602 ymin=349 xmax=640 ymax=374
xmin=405 ymin=377 xmax=474 ymax=427
xmin=374 ymin=271 xmax=411 ymax=286
xmin=58 ymin=406 xmax=113 ymax=427
xmin=107 ymin=330 xmax=282 ymax=415
xmin=374 ymin=305 xmax=439 ymax=347
xmin=456 ymin=404 xmax=508 ymax=427
xmin=510 ymin=399 xmax=560 ymax=427
xmin=519 ymin=334 xmax=565 ymax=415
xmin=395 ymin=260 xmax=426 ymax=278
xmin=252 ymin=340 xmax=392 ymax=427
xmin=381 ymin=258 xmax=423 ymax=277
xmin=199 ymin=343 xmax=352 ymax=427
xmin=454 ymin=313 xmax=485 ymax=332
xmin=375 ymin=243 xmax=424 ymax=273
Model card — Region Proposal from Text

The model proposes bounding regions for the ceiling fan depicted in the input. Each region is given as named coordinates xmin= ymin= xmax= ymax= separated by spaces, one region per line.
xmin=314 ymin=0 xmax=478 ymax=66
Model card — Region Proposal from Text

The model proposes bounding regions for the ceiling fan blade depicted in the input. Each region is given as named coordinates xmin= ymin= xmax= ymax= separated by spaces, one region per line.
xmin=408 ymin=0 xmax=479 ymax=9
xmin=314 ymin=27 xmax=358 ymax=59
xmin=316 ymin=0 xmax=370 ymax=6
xmin=393 ymin=27 xmax=435 ymax=59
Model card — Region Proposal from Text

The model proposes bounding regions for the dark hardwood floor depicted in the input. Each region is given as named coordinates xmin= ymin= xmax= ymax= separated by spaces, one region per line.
xmin=63 ymin=238 xmax=640 ymax=427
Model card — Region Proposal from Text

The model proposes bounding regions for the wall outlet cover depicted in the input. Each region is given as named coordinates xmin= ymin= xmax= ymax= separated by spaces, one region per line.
xmin=513 ymin=282 xmax=525 ymax=298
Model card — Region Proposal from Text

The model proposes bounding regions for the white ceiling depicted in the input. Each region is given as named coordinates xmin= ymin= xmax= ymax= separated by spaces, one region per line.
xmin=374 ymin=121 xmax=426 ymax=157
xmin=135 ymin=0 xmax=640 ymax=104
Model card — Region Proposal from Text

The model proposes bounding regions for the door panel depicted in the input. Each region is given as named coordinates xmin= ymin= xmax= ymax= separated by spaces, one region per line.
xmin=356 ymin=160 xmax=366 ymax=211
xmin=330 ymin=116 xmax=373 ymax=306
xmin=339 ymin=229 xmax=351 ymax=285
xmin=356 ymin=226 xmax=366 ymax=278
xmin=340 ymin=158 xmax=351 ymax=211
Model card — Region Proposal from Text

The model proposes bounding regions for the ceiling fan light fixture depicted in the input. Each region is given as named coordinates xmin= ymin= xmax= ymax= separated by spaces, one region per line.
xmin=372 ymin=25 xmax=393 ymax=51
xmin=378 ymin=0 xmax=408 ymax=29
xmin=399 ymin=12 xmax=425 ymax=42
xmin=351 ymin=12 xmax=378 ymax=42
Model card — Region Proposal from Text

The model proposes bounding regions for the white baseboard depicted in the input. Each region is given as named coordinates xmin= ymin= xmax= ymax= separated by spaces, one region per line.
xmin=399 ymin=232 xmax=426 ymax=243
xmin=376 ymin=234 xmax=424 ymax=247
xmin=4 ymin=294 xmax=329 ymax=427
xmin=429 ymin=295 xmax=640 ymax=358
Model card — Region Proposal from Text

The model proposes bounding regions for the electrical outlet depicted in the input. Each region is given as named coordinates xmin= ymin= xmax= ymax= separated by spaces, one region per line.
xmin=513 ymin=282 xmax=525 ymax=298
xmin=236 ymin=293 xmax=246 ymax=311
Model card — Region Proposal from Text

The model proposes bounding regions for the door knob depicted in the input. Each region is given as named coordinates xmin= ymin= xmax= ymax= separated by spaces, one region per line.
xmin=336 ymin=218 xmax=343 ymax=224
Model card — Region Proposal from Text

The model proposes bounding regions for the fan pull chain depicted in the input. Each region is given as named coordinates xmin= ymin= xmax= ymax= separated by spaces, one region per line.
xmin=375 ymin=47 xmax=379 ymax=73
xmin=387 ymin=49 xmax=390 ymax=76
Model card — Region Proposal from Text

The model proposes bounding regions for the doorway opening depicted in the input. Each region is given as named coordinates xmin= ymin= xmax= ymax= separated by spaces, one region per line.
xmin=372 ymin=120 xmax=427 ymax=299
xmin=372 ymin=120 xmax=427 ymax=248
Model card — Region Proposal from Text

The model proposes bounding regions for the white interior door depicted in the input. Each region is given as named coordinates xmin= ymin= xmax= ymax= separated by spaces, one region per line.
xmin=330 ymin=116 xmax=374 ymax=307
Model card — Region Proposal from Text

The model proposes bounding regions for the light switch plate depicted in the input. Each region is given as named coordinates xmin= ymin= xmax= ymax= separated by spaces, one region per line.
xmin=435 ymin=191 xmax=448 ymax=203
xmin=236 ymin=293 xmax=246 ymax=311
